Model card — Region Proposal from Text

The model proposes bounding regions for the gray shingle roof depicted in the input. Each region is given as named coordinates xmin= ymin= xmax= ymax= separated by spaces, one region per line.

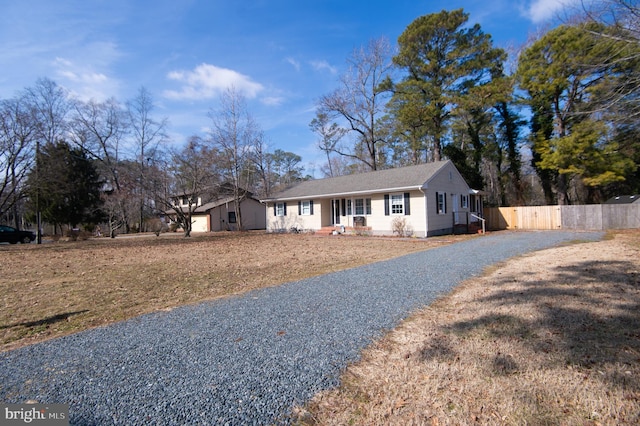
xmin=265 ymin=160 xmax=452 ymax=201
xmin=194 ymin=196 xmax=237 ymax=213
xmin=166 ymin=196 xmax=259 ymax=215
xmin=604 ymin=195 xmax=640 ymax=204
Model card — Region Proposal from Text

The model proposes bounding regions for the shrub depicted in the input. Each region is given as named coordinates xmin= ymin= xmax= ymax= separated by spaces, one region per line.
xmin=146 ymin=218 xmax=168 ymax=236
xmin=65 ymin=229 xmax=91 ymax=241
xmin=391 ymin=217 xmax=414 ymax=237
xmin=354 ymin=228 xmax=371 ymax=237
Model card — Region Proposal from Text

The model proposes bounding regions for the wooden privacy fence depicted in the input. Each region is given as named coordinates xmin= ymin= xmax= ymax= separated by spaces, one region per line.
xmin=485 ymin=204 xmax=640 ymax=231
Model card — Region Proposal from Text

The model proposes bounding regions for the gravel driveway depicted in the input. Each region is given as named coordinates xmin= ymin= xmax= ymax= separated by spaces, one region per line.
xmin=0 ymin=231 xmax=603 ymax=425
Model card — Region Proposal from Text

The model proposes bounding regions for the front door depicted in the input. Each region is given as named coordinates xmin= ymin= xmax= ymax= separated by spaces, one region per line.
xmin=452 ymin=193 xmax=460 ymax=224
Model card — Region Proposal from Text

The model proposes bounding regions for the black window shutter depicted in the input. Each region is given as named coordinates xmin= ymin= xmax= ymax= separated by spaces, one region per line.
xmin=384 ymin=194 xmax=390 ymax=216
xmin=444 ymin=193 xmax=447 ymax=213
xmin=310 ymin=200 xmax=314 ymax=215
xmin=273 ymin=204 xmax=277 ymax=216
xmin=404 ymin=192 xmax=411 ymax=215
xmin=283 ymin=202 xmax=287 ymax=216
xmin=298 ymin=201 xmax=301 ymax=215
xmin=436 ymin=192 xmax=439 ymax=213
xmin=341 ymin=199 xmax=346 ymax=216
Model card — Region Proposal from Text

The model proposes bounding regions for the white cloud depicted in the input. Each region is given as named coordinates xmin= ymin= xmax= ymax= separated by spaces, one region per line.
xmin=286 ymin=57 xmax=301 ymax=71
xmin=53 ymin=57 xmax=115 ymax=101
xmin=261 ymin=96 xmax=285 ymax=106
xmin=310 ymin=60 xmax=337 ymax=75
xmin=525 ymin=0 xmax=580 ymax=24
xmin=163 ymin=63 xmax=264 ymax=101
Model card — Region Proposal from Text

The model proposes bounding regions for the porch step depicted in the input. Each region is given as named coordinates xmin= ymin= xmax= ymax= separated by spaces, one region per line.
xmin=314 ymin=225 xmax=373 ymax=236
xmin=453 ymin=223 xmax=484 ymax=234
xmin=469 ymin=223 xmax=484 ymax=234
xmin=315 ymin=226 xmax=337 ymax=236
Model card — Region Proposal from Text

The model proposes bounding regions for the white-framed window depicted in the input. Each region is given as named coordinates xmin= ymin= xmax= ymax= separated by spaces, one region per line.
xmin=391 ymin=193 xmax=404 ymax=215
xmin=301 ymin=200 xmax=311 ymax=215
xmin=275 ymin=202 xmax=286 ymax=217
xmin=349 ymin=198 xmax=371 ymax=215
xmin=461 ymin=194 xmax=469 ymax=209
xmin=437 ymin=192 xmax=447 ymax=214
xmin=385 ymin=194 xmax=408 ymax=216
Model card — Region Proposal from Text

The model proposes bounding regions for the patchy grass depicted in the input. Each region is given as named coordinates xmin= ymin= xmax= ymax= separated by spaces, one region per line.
xmin=0 ymin=231 xmax=472 ymax=351
xmin=296 ymin=230 xmax=640 ymax=425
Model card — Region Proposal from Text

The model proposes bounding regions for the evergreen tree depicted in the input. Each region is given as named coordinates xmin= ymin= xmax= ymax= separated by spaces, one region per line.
xmin=390 ymin=9 xmax=506 ymax=162
xmin=517 ymin=23 xmax=638 ymax=204
xmin=27 ymin=140 xmax=103 ymax=231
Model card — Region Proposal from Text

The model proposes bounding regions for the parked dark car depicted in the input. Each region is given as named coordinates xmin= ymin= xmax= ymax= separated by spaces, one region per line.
xmin=0 ymin=225 xmax=36 ymax=244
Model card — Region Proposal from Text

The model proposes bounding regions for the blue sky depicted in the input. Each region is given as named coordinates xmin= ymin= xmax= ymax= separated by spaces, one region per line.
xmin=0 ymin=0 xmax=580 ymax=175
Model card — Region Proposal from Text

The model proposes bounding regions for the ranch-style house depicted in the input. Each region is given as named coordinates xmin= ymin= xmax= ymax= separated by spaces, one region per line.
xmin=262 ymin=160 xmax=484 ymax=237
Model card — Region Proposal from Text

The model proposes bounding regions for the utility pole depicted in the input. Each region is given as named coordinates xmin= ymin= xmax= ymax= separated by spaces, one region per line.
xmin=35 ymin=140 xmax=42 ymax=244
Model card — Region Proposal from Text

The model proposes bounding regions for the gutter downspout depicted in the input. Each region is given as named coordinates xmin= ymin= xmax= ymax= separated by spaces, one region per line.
xmin=419 ymin=187 xmax=428 ymax=238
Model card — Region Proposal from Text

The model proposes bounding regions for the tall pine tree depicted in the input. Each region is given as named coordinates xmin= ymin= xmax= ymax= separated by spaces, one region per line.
xmin=390 ymin=9 xmax=506 ymax=163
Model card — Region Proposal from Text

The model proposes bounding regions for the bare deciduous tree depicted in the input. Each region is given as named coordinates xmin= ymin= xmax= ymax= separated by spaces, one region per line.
xmin=70 ymin=97 xmax=131 ymax=233
xmin=578 ymin=0 xmax=639 ymax=43
xmin=317 ymin=37 xmax=393 ymax=171
xmin=250 ymin=133 xmax=273 ymax=198
xmin=126 ymin=86 xmax=168 ymax=231
xmin=161 ymin=136 xmax=218 ymax=237
xmin=569 ymin=1 xmax=640 ymax=120
xmin=309 ymin=112 xmax=347 ymax=177
xmin=0 ymin=96 xmax=37 ymax=227
xmin=24 ymin=78 xmax=70 ymax=147
xmin=23 ymin=78 xmax=72 ymax=241
xmin=208 ymin=87 xmax=261 ymax=230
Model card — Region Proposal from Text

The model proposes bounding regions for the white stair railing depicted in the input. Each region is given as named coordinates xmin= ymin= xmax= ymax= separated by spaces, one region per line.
xmin=470 ymin=213 xmax=486 ymax=235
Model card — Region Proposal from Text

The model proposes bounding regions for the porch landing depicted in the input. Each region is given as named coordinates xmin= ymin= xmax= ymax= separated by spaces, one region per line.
xmin=314 ymin=225 xmax=372 ymax=236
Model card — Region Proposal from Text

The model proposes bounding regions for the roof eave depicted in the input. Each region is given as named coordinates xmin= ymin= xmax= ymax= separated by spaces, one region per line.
xmin=263 ymin=185 xmax=424 ymax=202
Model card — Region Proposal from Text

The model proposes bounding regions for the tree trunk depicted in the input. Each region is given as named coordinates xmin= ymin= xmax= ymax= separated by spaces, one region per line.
xmin=433 ymin=135 xmax=442 ymax=162
xmin=556 ymin=174 xmax=570 ymax=205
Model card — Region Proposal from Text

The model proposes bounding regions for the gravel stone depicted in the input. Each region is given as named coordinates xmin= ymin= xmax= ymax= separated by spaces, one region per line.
xmin=0 ymin=231 xmax=603 ymax=425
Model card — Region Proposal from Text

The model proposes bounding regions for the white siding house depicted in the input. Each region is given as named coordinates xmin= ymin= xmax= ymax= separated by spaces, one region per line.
xmin=263 ymin=160 xmax=483 ymax=237
xmin=167 ymin=195 xmax=266 ymax=232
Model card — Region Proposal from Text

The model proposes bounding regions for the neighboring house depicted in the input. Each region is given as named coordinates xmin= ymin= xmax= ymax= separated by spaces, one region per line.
xmin=166 ymin=193 xmax=266 ymax=232
xmin=172 ymin=194 xmax=203 ymax=209
xmin=192 ymin=195 xmax=266 ymax=232
xmin=262 ymin=160 xmax=484 ymax=237
xmin=604 ymin=195 xmax=640 ymax=204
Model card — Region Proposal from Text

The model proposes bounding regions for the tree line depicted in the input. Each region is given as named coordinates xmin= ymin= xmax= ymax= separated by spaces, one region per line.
xmin=1 ymin=1 xmax=638 ymax=237
xmin=311 ymin=1 xmax=639 ymax=206
xmin=0 ymin=82 xmax=306 ymax=237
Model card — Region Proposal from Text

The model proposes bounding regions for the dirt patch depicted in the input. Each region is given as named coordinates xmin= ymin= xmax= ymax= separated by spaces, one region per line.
xmin=297 ymin=230 xmax=640 ymax=425
xmin=0 ymin=231 xmax=470 ymax=352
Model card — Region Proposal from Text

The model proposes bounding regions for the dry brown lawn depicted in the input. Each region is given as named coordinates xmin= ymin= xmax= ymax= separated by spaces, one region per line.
xmin=3 ymin=230 xmax=639 ymax=424
xmin=296 ymin=230 xmax=640 ymax=425
xmin=0 ymin=231 xmax=465 ymax=352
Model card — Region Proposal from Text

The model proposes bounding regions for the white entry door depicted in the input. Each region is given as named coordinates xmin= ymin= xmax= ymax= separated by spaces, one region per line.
xmin=452 ymin=193 xmax=460 ymax=224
